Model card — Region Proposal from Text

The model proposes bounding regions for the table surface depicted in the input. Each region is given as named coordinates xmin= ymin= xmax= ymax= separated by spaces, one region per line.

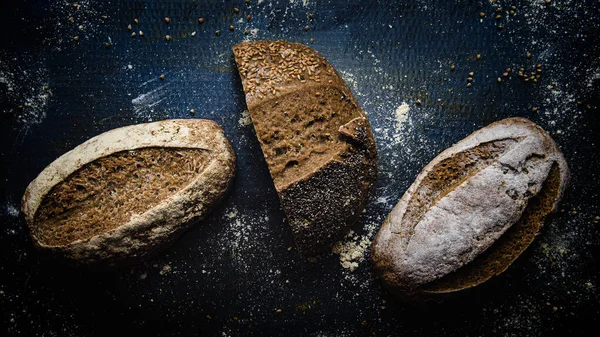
xmin=1 ymin=0 xmax=599 ymax=336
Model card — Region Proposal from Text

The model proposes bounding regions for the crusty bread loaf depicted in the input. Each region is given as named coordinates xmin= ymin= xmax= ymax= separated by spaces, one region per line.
xmin=233 ymin=40 xmax=377 ymax=254
xmin=371 ymin=117 xmax=569 ymax=299
xmin=22 ymin=119 xmax=235 ymax=267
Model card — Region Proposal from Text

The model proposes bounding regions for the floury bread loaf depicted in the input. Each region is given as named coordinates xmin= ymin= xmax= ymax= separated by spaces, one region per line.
xmin=21 ymin=119 xmax=235 ymax=266
xmin=371 ymin=118 xmax=569 ymax=299
xmin=233 ymin=40 xmax=377 ymax=254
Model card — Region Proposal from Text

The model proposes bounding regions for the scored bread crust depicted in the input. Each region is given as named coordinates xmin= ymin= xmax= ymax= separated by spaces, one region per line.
xmin=371 ymin=117 xmax=569 ymax=298
xmin=21 ymin=119 xmax=236 ymax=266
xmin=233 ymin=40 xmax=377 ymax=254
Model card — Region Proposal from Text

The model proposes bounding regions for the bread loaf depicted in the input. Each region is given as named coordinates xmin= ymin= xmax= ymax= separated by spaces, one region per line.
xmin=21 ymin=119 xmax=235 ymax=266
xmin=233 ymin=40 xmax=377 ymax=254
xmin=371 ymin=117 xmax=569 ymax=299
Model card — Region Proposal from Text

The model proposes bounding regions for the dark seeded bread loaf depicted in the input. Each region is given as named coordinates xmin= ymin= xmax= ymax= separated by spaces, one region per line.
xmin=371 ymin=117 xmax=569 ymax=300
xmin=233 ymin=40 xmax=377 ymax=254
xmin=22 ymin=119 xmax=235 ymax=267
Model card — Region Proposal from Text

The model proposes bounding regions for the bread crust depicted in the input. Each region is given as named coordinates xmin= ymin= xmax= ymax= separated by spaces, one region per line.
xmin=233 ymin=40 xmax=377 ymax=254
xmin=21 ymin=119 xmax=236 ymax=267
xmin=371 ymin=117 xmax=569 ymax=298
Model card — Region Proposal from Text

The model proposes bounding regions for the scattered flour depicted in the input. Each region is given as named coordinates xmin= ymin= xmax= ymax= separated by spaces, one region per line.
xmin=0 ymin=53 xmax=51 ymax=128
xmin=394 ymin=102 xmax=410 ymax=125
xmin=5 ymin=203 xmax=20 ymax=217
xmin=131 ymin=84 xmax=169 ymax=118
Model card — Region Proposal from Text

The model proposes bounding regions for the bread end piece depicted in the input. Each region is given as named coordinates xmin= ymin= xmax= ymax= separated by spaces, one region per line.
xmin=233 ymin=40 xmax=377 ymax=254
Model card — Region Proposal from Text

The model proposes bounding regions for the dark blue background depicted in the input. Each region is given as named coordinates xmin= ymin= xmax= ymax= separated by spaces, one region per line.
xmin=1 ymin=0 xmax=599 ymax=336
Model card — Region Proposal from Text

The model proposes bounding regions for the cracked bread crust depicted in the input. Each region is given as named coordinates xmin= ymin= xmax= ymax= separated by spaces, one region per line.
xmin=371 ymin=117 xmax=569 ymax=299
xmin=233 ymin=40 xmax=377 ymax=254
xmin=21 ymin=119 xmax=236 ymax=267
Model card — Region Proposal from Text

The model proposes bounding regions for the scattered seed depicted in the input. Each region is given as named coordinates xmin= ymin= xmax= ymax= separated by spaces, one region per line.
xmin=476 ymin=54 xmax=481 ymax=60
xmin=310 ymin=38 xmax=315 ymax=44
xmin=551 ymin=81 xmax=557 ymax=86
xmin=139 ymin=31 xmax=144 ymax=37
xmin=497 ymin=77 xmax=502 ymax=83
xmin=73 ymin=3 xmax=79 ymax=9
xmin=545 ymin=0 xmax=551 ymax=5
xmin=532 ymin=107 xmax=538 ymax=112
xmin=468 ymin=72 xmax=474 ymax=77
xmin=246 ymin=15 xmax=252 ymax=21
xmin=526 ymin=52 xmax=532 ymax=59
xmin=308 ymin=13 xmax=313 ymax=19
xmin=510 ymin=10 xmax=515 ymax=16
xmin=165 ymin=34 xmax=171 ymax=41
xmin=160 ymin=74 xmax=165 ymax=80
xmin=198 ymin=17 xmax=205 ymax=24
xmin=497 ymin=25 xmax=503 ymax=30
xmin=164 ymin=17 xmax=170 ymax=24
xmin=245 ymin=0 xmax=250 ymax=3
xmin=191 ymin=31 xmax=196 ymax=37
xmin=101 ymin=15 xmax=108 ymax=20
xmin=131 ymin=32 xmax=136 ymax=37
xmin=105 ymin=42 xmax=111 ymax=48
xmin=503 ymin=72 xmax=509 ymax=77
xmin=215 ymin=30 xmax=221 ymax=36
xmin=467 ymin=83 xmax=472 ymax=88
xmin=305 ymin=25 xmax=310 ymax=31
xmin=506 ymin=68 xmax=511 ymax=72
xmin=479 ymin=12 xmax=485 ymax=18
xmin=415 ymin=99 xmax=422 ymax=105
xmin=571 ymin=210 xmax=578 ymax=215
xmin=450 ymin=65 xmax=456 ymax=71
xmin=73 ymin=36 xmax=79 ymax=41
xmin=467 ymin=77 xmax=473 ymax=82
xmin=233 ymin=7 xmax=240 ymax=13
xmin=496 ymin=7 xmax=501 ymax=13
xmin=127 ymin=24 xmax=132 ymax=31
xmin=552 ymin=306 xmax=558 ymax=312
xmin=511 ymin=5 xmax=517 ymax=10
xmin=229 ymin=25 xmax=234 ymax=31
xmin=275 ymin=309 xmax=282 ymax=313
xmin=69 ymin=17 xmax=74 ymax=23
xmin=244 ymin=29 xmax=249 ymax=35
xmin=594 ymin=216 xmax=599 ymax=221
xmin=190 ymin=109 xmax=195 ymax=115
xmin=134 ymin=18 xmax=139 ymax=24
xmin=496 ymin=15 xmax=502 ymax=20
xmin=537 ymin=68 xmax=542 ymax=74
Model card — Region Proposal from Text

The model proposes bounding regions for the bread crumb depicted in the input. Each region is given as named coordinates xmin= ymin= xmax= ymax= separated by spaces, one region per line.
xmin=159 ymin=264 xmax=172 ymax=275
xmin=139 ymin=272 xmax=147 ymax=280
xmin=238 ymin=110 xmax=252 ymax=127
xmin=332 ymin=231 xmax=372 ymax=272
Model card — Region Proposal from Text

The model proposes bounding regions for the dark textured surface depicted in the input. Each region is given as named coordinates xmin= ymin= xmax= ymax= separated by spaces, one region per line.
xmin=0 ymin=0 xmax=599 ymax=336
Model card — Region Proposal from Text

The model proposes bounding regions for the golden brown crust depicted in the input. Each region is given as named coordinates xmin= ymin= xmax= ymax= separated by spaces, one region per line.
xmin=234 ymin=40 xmax=377 ymax=254
xmin=21 ymin=119 xmax=236 ymax=267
